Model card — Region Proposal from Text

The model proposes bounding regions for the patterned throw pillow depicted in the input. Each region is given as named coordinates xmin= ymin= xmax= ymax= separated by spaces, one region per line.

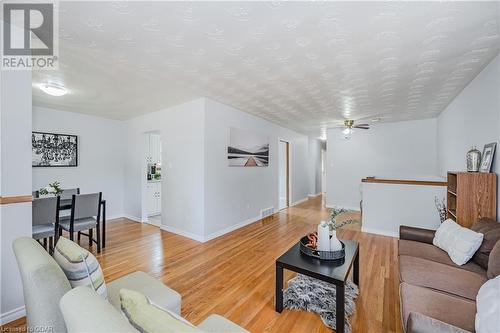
xmin=53 ymin=237 xmax=107 ymax=298
xmin=120 ymin=289 xmax=201 ymax=333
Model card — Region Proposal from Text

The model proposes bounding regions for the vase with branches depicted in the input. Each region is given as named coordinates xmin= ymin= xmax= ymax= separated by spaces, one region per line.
xmin=328 ymin=207 xmax=359 ymax=250
xmin=434 ymin=196 xmax=447 ymax=223
xmin=329 ymin=207 xmax=358 ymax=230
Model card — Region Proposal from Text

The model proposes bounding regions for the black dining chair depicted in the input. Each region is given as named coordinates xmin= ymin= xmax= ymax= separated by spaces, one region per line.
xmin=60 ymin=188 xmax=80 ymax=200
xmin=32 ymin=196 xmax=60 ymax=254
xmin=58 ymin=192 xmax=102 ymax=253
xmin=59 ymin=188 xmax=80 ymax=219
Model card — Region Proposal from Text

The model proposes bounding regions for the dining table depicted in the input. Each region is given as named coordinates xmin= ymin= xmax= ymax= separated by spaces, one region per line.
xmin=58 ymin=198 xmax=107 ymax=248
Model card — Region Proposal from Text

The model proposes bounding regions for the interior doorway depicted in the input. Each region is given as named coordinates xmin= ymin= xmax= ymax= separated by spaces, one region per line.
xmin=279 ymin=140 xmax=290 ymax=210
xmin=142 ymin=131 xmax=162 ymax=227
xmin=321 ymin=147 xmax=326 ymax=194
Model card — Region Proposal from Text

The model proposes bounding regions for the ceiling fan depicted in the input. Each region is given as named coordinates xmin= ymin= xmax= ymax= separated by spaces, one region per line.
xmin=341 ymin=119 xmax=370 ymax=139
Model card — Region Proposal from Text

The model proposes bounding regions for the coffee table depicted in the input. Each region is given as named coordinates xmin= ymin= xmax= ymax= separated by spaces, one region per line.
xmin=275 ymin=239 xmax=359 ymax=333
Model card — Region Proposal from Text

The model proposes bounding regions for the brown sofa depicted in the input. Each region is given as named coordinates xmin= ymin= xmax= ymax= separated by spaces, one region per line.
xmin=398 ymin=218 xmax=500 ymax=333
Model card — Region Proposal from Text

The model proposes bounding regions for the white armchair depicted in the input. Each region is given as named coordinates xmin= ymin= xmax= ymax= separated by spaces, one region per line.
xmin=13 ymin=237 xmax=72 ymax=332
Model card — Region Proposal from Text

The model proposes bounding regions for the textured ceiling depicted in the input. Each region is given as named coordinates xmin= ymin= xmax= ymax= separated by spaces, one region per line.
xmin=33 ymin=1 xmax=500 ymax=133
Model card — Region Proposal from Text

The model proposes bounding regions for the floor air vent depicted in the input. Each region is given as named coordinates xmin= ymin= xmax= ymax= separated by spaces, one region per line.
xmin=260 ymin=207 xmax=275 ymax=219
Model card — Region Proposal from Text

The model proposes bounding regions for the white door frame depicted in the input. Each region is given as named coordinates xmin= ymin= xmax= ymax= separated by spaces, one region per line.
xmin=141 ymin=130 xmax=162 ymax=226
xmin=321 ymin=147 xmax=326 ymax=194
xmin=278 ymin=139 xmax=291 ymax=210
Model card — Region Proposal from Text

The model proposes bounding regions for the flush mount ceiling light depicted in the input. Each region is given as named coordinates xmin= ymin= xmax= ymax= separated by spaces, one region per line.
xmin=39 ymin=83 xmax=68 ymax=97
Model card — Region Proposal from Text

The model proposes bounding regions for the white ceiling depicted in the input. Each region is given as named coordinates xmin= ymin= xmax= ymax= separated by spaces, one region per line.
xmin=33 ymin=1 xmax=500 ymax=133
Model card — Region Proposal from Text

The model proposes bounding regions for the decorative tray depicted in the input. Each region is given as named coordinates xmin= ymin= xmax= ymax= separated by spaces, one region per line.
xmin=299 ymin=235 xmax=345 ymax=261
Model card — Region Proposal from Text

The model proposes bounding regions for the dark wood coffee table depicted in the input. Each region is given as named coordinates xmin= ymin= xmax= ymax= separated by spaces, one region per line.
xmin=275 ymin=239 xmax=359 ymax=333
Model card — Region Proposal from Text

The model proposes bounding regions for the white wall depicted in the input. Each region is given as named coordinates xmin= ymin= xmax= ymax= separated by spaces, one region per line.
xmin=32 ymin=107 xmax=125 ymax=218
xmin=203 ymin=99 xmax=309 ymax=240
xmin=326 ymin=118 xmax=439 ymax=209
xmin=123 ymin=99 xmax=206 ymax=240
xmin=0 ymin=56 xmax=33 ymax=322
xmin=437 ymin=55 xmax=500 ymax=216
xmin=362 ymin=183 xmax=446 ymax=237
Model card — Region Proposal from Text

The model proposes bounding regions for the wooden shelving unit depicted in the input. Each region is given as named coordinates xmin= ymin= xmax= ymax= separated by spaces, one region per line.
xmin=447 ymin=172 xmax=497 ymax=228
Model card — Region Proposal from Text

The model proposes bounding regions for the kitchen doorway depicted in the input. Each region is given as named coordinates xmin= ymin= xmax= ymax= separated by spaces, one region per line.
xmin=143 ymin=132 xmax=162 ymax=227
xmin=321 ymin=146 xmax=326 ymax=194
xmin=279 ymin=140 xmax=290 ymax=210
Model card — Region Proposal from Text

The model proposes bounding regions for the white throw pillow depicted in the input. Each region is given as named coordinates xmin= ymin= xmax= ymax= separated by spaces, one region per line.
xmin=475 ymin=275 xmax=500 ymax=333
xmin=433 ymin=219 xmax=484 ymax=265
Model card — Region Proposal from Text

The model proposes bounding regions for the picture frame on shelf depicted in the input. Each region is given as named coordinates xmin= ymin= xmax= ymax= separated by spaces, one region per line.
xmin=479 ymin=142 xmax=496 ymax=173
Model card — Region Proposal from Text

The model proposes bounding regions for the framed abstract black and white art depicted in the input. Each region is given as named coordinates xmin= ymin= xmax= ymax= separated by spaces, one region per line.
xmin=32 ymin=132 xmax=78 ymax=167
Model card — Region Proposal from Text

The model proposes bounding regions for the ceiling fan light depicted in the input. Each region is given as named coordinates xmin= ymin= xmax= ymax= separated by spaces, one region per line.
xmin=39 ymin=83 xmax=68 ymax=97
xmin=342 ymin=127 xmax=351 ymax=135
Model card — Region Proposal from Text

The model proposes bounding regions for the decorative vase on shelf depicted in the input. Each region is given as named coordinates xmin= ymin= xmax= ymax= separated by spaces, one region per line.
xmin=329 ymin=230 xmax=343 ymax=251
xmin=466 ymin=147 xmax=481 ymax=172
xmin=317 ymin=221 xmax=330 ymax=252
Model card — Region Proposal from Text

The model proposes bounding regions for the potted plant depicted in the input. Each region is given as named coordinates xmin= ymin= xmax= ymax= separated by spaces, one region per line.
xmin=39 ymin=181 xmax=63 ymax=197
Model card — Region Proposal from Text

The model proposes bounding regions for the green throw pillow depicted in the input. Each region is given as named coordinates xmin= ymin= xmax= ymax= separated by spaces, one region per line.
xmin=120 ymin=289 xmax=201 ymax=333
xmin=53 ymin=237 xmax=107 ymax=298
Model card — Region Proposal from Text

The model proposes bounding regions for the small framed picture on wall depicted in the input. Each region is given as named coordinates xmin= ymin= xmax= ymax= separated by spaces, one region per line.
xmin=479 ymin=142 xmax=496 ymax=173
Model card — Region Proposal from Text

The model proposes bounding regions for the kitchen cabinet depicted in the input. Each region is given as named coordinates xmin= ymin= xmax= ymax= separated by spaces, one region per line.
xmin=146 ymin=182 xmax=161 ymax=216
xmin=146 ymin=134 xmax=161 ymax=164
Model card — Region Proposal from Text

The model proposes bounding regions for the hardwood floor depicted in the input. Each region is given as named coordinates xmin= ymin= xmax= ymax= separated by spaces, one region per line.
xmin=2 ymin=196 xmax=401 ymax=333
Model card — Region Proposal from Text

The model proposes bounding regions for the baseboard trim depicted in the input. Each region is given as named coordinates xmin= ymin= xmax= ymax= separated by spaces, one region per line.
xmin=324 ymin=204 xmax=360 ymax=211
xmin=308 ymin=193 xmax=322 ymax=198
xmin=204 ymin=215 xmax=261 ymax=242
xmin=160 ymin=225 xmax=204 ymax=242
xmin=0 ymin=306 xmax=25 ymax=325
xmin=291 ymin=197 xmax=308 ymax=206
xmin=361 ymin=226 xmax=399 ymax=238
xmin=106 ymin=214 xmax=129 ymax=222
xmin=122 ymin=214 xmax=144 ymax=223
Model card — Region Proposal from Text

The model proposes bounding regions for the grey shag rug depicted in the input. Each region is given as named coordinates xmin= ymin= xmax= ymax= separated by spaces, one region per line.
xmin=283 ymin=274 xmax=359 ymax=332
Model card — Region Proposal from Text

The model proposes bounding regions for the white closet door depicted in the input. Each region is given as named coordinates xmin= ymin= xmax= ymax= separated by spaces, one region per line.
xmin=155 ymin=182 xmax=161 ymax=214
xmin=146 ymin=184 xmax=156 ymax=215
